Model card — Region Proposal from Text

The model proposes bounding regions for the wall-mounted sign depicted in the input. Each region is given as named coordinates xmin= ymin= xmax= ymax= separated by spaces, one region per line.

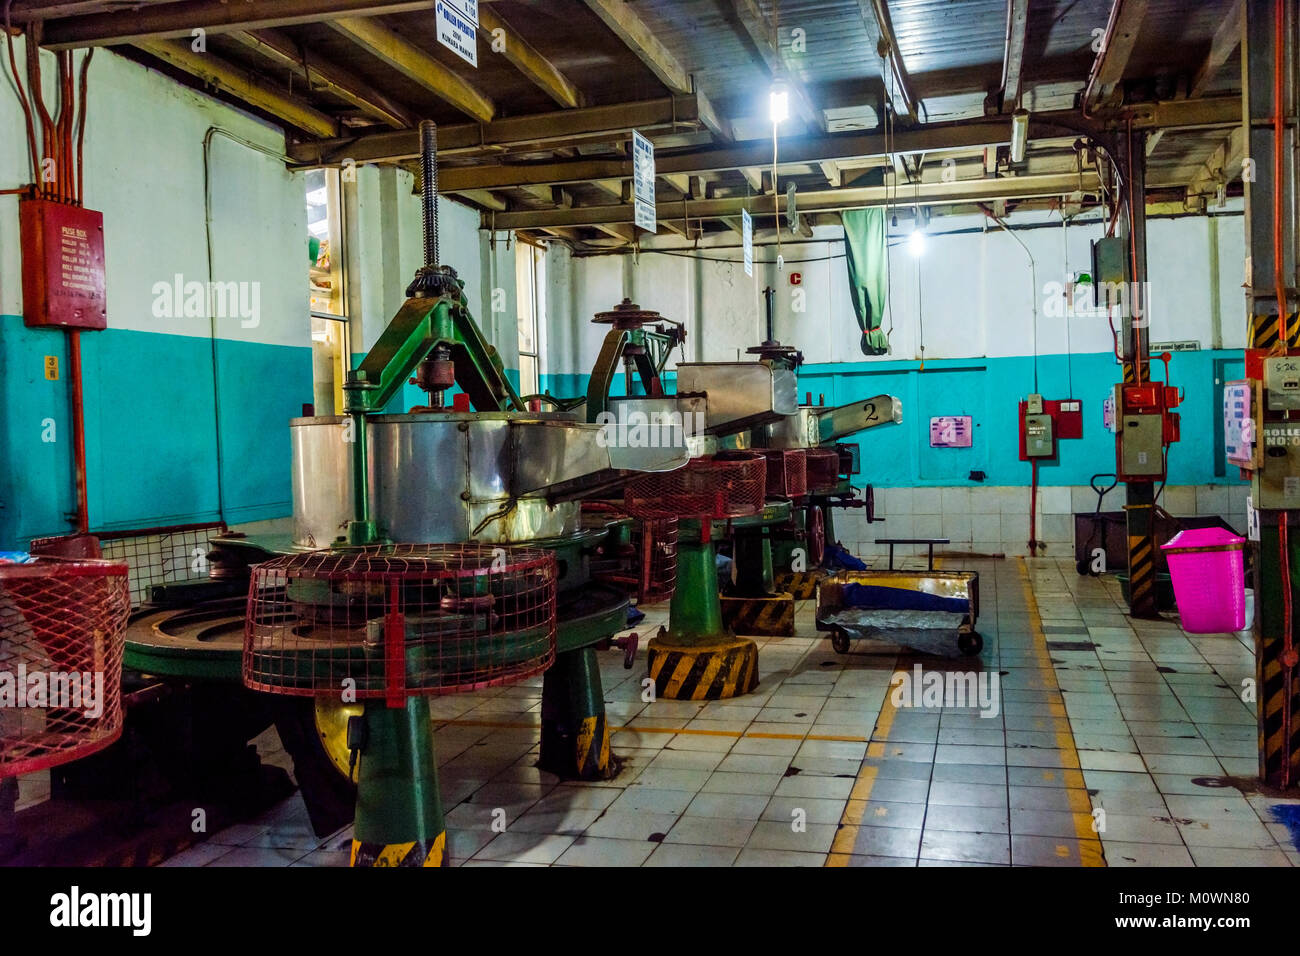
xmin=1102 ymin=394 xmax=1117 ymax=432
xmin=742 ymin=209 xmax=753 ymax=277
xmin=44 ymin=355 xmax=58 ymax=381
xmin=1224 ymin=380 xmax=1257 ymax=467
xmin=929 ymin=416 xmax=973 ymax=448
xmin=1149 ymin=340 xmax=1200 ymax=353
xmin=632 ymin=131 xmax=657 ymax=234
xmin=436 ymin=0 xmax=477 ymax=67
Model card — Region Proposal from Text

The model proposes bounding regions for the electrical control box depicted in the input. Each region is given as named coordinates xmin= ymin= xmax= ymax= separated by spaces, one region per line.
xmin=1265 ymin=356 xmax=1300 ymax=411
xmin=1091 ymin=237 xmax=1127 ymax=294
xmin=1256 ymin=421 xmax=1300 ymax=509
xmin=1117 ymin=413 xmax=1165 ymax=476
xmin=1024 ymin=414 xmax=1054 ymax=458
xmin=1114 ymin=382 xmax=1180 ymax=480
xmin=1017 ymin=396 xmax=1083 ymax=460
xmin=19 ymin=198 xmax=107 ymax=330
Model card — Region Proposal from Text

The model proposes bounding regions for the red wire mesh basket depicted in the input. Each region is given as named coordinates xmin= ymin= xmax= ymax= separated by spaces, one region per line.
xmin=804 ymin=448 xmax=842 ymax=493
xmin=624 ymin=453 xmax=767 ymax=520
xmin=0 ymin=558 xmax=130 ymax=778
xmin=592 ymin=512 xmax=679 ymax=604
xmin=762 ymin=449 xmax=808 ymax=498
xmin=243 ymin=544 xmax=557 ymax=702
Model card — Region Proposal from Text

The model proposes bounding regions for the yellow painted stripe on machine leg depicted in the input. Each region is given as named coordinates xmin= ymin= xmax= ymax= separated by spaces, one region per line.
xmin=662 ymin=653 xmax=696 ymax=698
xmin=827 ymin=666 xmax=906 ymax=865
xmin=695 ymin=652 xmax=727 ymax=699
xmin=1017 ymin=557 xmax=1105 ymax=866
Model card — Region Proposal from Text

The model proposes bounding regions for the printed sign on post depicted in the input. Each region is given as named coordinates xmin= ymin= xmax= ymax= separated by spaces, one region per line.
xmin=632 ymin=131 xmax=657 ymax=234
xmin=436 ymin=0 xmax=477 ymax=67
xmin=742 ymin=209 xmax=753 ymax=277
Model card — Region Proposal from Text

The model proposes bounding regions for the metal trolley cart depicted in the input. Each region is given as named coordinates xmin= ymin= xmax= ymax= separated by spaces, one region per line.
xmin=815 ymin=569 xmax=982 ymax=657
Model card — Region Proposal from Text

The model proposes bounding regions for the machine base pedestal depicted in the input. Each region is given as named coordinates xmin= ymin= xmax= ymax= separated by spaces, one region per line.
xmin=720 ymin=592 xmax=795 ymax=636
xmin=774 ymin=569 xmax=827 ymax=600
xmin=539 ymin=645 xmax=619 ymax=780
xmin=646 ymin=633 xmax=759 ymax=700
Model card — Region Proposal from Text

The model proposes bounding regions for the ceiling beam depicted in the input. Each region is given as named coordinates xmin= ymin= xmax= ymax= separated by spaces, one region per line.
xmin=819 ymin=160 xmax=842 ymax=187
xmin=484 ymin=170 xmax=1104 ymax=229
xmin=457 ymin=189 xmax=509 ymax=211
xmin=231 ymin=28 xmax=415 ymax=128
xmin=858 ymin=0 xmax=919 ymax=123
xmin=582 ymin=0 xmax=691 ymax=93
xmin=1185 ymin=125 xmax=1248 ymax=197
xmin=998 ymin=0 xmax=1029 ymax=112
xmin=439 ymin=114 xmax=1069 ymax=191
xmin=437 ymin=100 xmax=1241 ymax=191
xmin=478 ymin=5 xmax=584 ymax=109
xmin=330 ymin=16 xmax=494 ymax=123
xmin=288 ymin=93 xmax=713 ymax=165
xmin=40 ymin=0 xmax=450 ymax=49
xmin=1083 ymin=0 xmax=1148 ymax=109
xmin=135 ymin=38 xmax=338 ymax=136
xmin=730 ymin=0 xmax=823 ymax=130
xmin=1189 ymin=0 xmax=1243 ymax=98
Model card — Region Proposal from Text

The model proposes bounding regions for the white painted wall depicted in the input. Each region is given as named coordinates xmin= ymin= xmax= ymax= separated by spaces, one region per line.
xmin=539 ymin=207 xmax=1249 ymax=376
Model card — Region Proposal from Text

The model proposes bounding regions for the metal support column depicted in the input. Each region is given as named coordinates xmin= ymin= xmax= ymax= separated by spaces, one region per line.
xmin=1117 ymin=125 xmax=1161 ymax=619
xmin=1244 ymin=0 xmax=1300 ymax=787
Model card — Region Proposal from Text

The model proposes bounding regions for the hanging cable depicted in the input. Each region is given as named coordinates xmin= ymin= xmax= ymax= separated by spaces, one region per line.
xmin=3 ymin=1 xmax=39 ymax=185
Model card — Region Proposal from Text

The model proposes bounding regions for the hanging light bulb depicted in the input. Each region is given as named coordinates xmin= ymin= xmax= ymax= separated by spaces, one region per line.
xmin=769 ymin=83 xmax=790 ymax=125
xmin=908 ymin=227 xmax=926 ymax=257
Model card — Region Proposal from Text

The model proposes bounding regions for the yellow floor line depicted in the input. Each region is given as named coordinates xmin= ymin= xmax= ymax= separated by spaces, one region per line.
xmin=826 ymin=665 xmax=905 ymax=866
xmin=437 ymin=717 xmax=874 ymax=745
xmin=1016 ymin=557 xmax=1106 ymax=867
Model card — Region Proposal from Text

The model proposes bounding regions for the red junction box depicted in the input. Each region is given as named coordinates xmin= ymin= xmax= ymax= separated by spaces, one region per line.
xmin=19 ymin=198 xmax=106 ymax=330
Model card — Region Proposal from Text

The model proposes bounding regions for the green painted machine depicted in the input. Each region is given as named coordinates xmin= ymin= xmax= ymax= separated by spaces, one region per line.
xmin=123 ymin=121 xmax=687 ymax=865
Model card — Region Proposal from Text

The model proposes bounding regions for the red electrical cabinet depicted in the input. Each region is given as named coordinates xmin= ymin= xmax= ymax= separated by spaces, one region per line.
xmin=19 ymin=198 xmax=107 ymax=330
xmin=1018 ymin=396 xmax=1084 ymax=460
xmin=1114 ymin=382 xmax=1181 ymax=480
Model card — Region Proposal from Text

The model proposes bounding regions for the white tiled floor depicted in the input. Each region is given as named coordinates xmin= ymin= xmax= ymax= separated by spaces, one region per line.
xmin=142 ymin=556 xmax=1298 ymax=867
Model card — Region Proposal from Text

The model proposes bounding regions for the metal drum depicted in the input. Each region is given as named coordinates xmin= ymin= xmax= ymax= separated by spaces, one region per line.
xmin=291 ymin=412 xmax=689 ymax=547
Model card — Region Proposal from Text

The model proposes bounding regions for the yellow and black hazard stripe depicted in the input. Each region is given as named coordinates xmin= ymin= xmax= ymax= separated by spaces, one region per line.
xmin=721 ymin=593 xmax=794 ymax=636
xmin=774 ymin=569 xmax=824 ymax=599
xmin=1249 ymin=312 xmax=1300 ymax=350
xmin=646 ymin=635 xmax=759 ymax=700
xmin=350 ymin=831 xmax=446 ymax=868
xmin=1126 ymin=530 xmax=1157 ymax=617
xmin=575 ymin=714 xmax=613 ymax=779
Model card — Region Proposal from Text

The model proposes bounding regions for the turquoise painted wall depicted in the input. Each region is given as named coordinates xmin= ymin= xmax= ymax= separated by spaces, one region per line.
xmin=545 ymin=349 xmax=1245 ymax=489
xmin=0 ymin=315 xmax=312 ymax=550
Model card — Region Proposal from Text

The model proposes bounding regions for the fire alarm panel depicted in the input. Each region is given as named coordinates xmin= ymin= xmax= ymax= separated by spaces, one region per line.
xmin=19 ymin=198 xmax=107 ymax=330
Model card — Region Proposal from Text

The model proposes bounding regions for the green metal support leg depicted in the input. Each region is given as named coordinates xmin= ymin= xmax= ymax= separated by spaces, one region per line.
xmin=650 ymin=521 xmax=759 ymax=699
xmin=667 ymin=527 xmax=724 ymax=644
xmin=540 ymin=646 xmax=615 ymax=780
xmin=350 ymin=697 xmax=445 ymax=867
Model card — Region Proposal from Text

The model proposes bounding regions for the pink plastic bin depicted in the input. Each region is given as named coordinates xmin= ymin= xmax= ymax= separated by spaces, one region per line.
xmin=1161 ymin=527 xmax=1247 ymax=633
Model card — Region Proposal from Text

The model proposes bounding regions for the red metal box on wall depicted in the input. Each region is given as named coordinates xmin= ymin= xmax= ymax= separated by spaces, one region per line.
xmin=19 ymin=198 xmax=106 ymax=330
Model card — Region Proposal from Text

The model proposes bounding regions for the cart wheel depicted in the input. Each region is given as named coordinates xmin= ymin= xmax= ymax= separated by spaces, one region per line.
xmin=831 ymin=630 xmax=851 ymax=654
xmin=958 ymin=631 xmax=983 ymax=656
